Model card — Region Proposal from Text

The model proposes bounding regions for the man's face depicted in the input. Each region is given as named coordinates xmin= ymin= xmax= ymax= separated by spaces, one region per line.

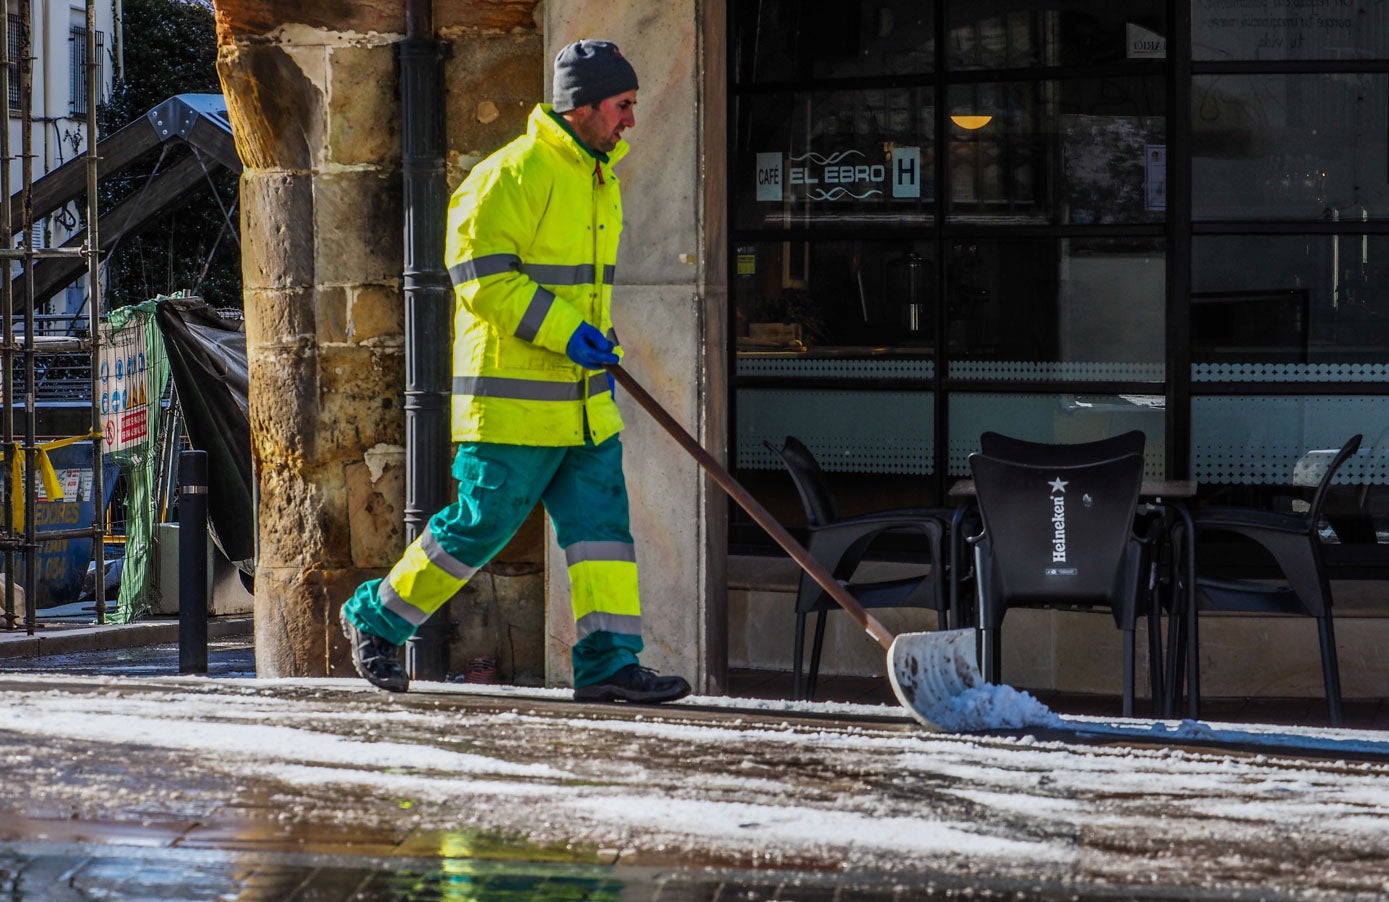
xmin=565 ymin=90 xmax=637 ymax=153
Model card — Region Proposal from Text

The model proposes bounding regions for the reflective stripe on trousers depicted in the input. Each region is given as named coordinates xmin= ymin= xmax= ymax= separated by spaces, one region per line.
xmin=342 ymin=438 xmax=642 ymax=685
xmin=564 ymin=540 xmax=640 ymax=641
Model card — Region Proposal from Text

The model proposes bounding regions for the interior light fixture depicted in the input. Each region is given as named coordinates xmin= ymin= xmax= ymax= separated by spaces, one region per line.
xmin=950 ymin=115 xmax=993 ymax=130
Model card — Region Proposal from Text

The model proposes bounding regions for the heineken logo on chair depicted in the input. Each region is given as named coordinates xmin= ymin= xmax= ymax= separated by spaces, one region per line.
xmin=1045 ymin=476 xmax=1078 ymax=576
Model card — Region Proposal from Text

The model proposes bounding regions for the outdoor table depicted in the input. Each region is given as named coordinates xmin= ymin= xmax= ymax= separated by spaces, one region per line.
xmin=947 ymin=476 xmax=1198 ymax=715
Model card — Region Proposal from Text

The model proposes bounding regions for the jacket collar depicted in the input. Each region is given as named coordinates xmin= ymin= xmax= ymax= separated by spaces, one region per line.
xmin=531 ymin=104 xmax=629 ymax=168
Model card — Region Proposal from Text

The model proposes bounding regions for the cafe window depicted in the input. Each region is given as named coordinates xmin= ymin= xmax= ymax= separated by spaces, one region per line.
xmin=729 ymin=0 xmax=1171 ymax=547
xmin=8 ymin=14 xmax=24 ymax=110
xmin=733 ymin=0 xmax=935 ymax=83
xmin=946 ymin=1 xmax=1166 ymax=70
xmin=1188 ymin=10 xmax=1389 ymax=561
xmin=946 ymin=77 xmax=1165 ymax=223
xmin=1193 ymin=74 xmax=1389 ymax=222
xmin=732 ymin=88 xmax=936 ymax=232
xmin=69 ymin=25 xmax=104 ymax=117
xmin=1191 ymin=4 xmax=1389 ymax=61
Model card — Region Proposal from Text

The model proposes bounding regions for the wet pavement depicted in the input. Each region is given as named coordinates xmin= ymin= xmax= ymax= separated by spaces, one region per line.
xmin=0 ymin=841 xmax=1171 ymax=901
xmin=1 ymin=628 xmax=1388 ymax=899
xmin=0 ymin=633 xmax=257 ymax=679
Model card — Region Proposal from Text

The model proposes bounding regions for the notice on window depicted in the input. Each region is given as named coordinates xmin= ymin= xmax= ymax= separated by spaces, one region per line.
xmin=1146 ymin=145 xmax=1167 ymax=212
xmin=35 ymin=468 xmax=88 ymax=503
xmin=892 ymin=147 xmax=921 ymax=199
xmin=1192 ymin=0 xmax=1377 ymax=60
xmin=1127 ymin=22 xmax=1167 ymax=59
xmin=756 ymin=152 xmax=783 ymax=202
xmin=98 ymin=318 xmax=153 ymax=454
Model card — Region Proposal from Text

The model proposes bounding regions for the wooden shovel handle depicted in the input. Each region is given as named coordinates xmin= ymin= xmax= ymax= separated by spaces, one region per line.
xmin=607 ymin=364 xmax=894 ymax=651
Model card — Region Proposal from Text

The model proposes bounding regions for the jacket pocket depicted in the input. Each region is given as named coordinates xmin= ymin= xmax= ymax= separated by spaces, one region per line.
xmin=500 ymin=335 xmax=572 ymax=372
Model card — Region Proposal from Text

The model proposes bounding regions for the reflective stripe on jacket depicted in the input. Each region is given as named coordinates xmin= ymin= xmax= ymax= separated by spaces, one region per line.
xmin=445 ymin=104 xmax=627 ymax=446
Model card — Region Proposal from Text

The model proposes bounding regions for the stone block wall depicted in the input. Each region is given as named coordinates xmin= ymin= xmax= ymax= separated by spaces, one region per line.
xmin=214 ymin=1 xmax=547 ymax=679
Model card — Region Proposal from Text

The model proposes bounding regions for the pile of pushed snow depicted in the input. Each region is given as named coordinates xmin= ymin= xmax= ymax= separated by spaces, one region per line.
xmin=926 ymin=682 xmax=1063 ymax=732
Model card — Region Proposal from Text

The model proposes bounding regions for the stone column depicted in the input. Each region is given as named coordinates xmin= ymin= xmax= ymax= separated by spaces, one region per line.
xmin=212 ymin=1 xmax=543 ymax=677
xmin=214 ymin=4 xmax=406 ymax=676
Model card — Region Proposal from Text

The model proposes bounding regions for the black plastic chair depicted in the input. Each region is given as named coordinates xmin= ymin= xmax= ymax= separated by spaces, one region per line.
xmin=766 ymin=436 xmax=954 ymax=701
xmin=1174 ymin=433 xmax=1362 ymax=726
xmin=969 ymin=451 xmax=1163 ymax=716
xmin=975 ymin=430 xmax=1168 ymax=628
xmin=979 ymin=430 xmax=1148 ymax=468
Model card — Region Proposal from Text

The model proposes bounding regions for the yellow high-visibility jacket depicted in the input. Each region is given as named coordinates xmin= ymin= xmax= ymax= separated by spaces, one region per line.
xmin=445 ymin=104 xmax=627 ymax=446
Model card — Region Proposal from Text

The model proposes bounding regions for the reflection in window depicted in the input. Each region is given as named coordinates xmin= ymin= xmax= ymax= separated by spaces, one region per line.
xmin=733 ymin=90 xmax=935 ymax=230
xmin=736 ymin=389 xmax=935 ymax=475
xmin=7 ymin=15 xmax=23 ymax=108
xmin=734 ymin=241 xmax=936 ymax=351
xmin=1193 ymin=74 xmax=1389 ymax=221
xmin=733 ymin=79 xmax=1165 ymax=229
xmin=1192 ymin=396 xmax=1389 ymax=545
xmin=1193 ymin=6 xmax=1389 ymax=62
xmin=732 ymin=0 xmax=935 ymax=83
xmin=946 ymin=78 xmax=1165 ymax=223
xmin=732 ymin=0 xmax=1169 ymax=80
xmin=1193 ymin=236 xmax=1389 ymax=372
xmin=949 ymin=392 xmax=1166 ymax=476
xmin=730 ymin=241 xmax=1171 ymax=368
xmin=945 ymin=238 xmax=1166 ymax=370
xmin=947 ymin=1 xmax=1166 ymax=70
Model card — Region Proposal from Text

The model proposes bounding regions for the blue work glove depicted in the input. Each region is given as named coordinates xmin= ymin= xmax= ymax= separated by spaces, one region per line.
xmin=566 ymin=322 xmax=619 ymax=368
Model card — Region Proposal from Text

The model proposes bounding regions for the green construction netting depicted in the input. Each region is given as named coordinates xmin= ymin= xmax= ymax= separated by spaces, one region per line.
xmin=105 ymin=297 xmax=171 ymax=622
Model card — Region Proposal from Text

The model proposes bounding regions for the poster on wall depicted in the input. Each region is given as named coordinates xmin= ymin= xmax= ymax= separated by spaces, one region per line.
xmin=98 ymin=318 xmax=153 ymax=454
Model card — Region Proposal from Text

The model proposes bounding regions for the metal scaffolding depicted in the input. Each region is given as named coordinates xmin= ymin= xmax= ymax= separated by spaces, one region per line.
xmin=1 ymin=0 xmax=106 ymax=632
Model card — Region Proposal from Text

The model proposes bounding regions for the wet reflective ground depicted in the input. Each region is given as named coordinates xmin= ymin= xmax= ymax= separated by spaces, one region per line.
xmin=0 ymin=841 xmax=1218 ymax=901
xmin=0 ymin=645 xmax=1067 ymax=901
xmin=2 ymin=639 xmax=1388 ymax=900
xmin=1 ymin=842 xmax=635 ymax=901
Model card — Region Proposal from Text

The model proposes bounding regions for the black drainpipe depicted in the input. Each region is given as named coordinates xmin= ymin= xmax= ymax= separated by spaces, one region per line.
xmin=400 ymin=0 xmax=451 ymax=681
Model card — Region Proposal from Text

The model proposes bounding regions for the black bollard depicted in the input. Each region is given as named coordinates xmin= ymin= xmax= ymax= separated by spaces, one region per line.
xmin=178 ymin=450 xmax=209 ymax=674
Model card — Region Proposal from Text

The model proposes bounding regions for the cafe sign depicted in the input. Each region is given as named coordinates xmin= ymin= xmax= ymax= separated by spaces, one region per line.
xmin=757 ymin=146 xmax=922 ymax=203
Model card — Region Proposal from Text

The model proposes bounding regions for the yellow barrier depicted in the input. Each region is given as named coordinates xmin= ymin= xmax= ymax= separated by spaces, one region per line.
xmin=3 ymin=431 xmax=102 ymax=531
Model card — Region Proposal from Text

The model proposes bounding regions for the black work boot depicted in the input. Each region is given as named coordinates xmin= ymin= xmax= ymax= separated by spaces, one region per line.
xmin=573 ymin=664 xmax=691 ymax=704
xmin=340 ymin=608 xmax=409 ymax=692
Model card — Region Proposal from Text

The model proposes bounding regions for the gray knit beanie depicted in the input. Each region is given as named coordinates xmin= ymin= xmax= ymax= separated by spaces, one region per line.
xmin=552 ymin=40 xmax=638 ymax=113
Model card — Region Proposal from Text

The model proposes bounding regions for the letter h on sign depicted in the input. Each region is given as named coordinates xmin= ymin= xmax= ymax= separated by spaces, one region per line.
xmin=892 ymin=147 xmax=920 ymax=198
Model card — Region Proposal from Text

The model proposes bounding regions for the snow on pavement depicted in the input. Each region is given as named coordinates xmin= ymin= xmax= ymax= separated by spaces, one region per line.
xmin=1 ymin=673 xmax=1387 ymax=894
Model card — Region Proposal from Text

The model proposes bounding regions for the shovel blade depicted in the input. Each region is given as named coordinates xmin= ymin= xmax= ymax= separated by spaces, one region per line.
xmin=887 ymin=628 xmax=983 ymax=731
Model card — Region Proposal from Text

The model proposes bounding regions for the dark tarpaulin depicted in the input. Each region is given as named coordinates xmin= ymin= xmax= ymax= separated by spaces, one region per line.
xmin=155 ymin=298 xmax=254 ymax=573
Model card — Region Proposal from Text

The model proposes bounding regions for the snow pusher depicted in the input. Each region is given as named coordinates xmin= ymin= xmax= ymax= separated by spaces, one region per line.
xmin=607 ymin=363 xmax=983 ymax=730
